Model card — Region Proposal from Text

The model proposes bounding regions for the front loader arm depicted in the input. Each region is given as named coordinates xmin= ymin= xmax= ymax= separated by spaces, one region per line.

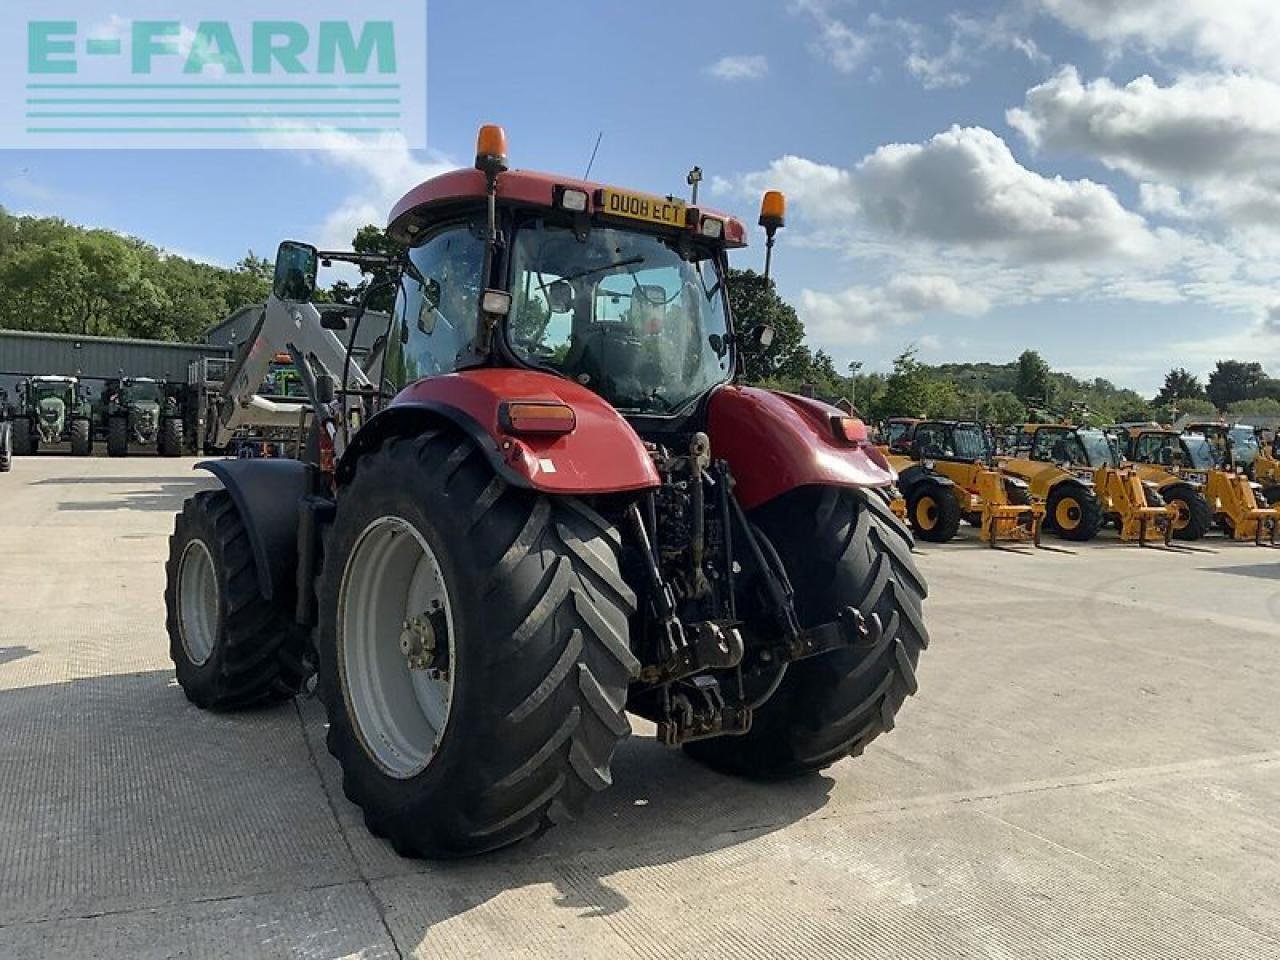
xmin=212 ymin=296 xmax=371 ymax=450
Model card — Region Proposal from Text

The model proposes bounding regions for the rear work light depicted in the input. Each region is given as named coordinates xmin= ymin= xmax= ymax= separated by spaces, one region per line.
xmin=558 ymin=187 xmax=589 ymax=212
xmin=500 ymin=401 xmax=577 ymax=435
xmin=699 ymin=216 xmax=725 ymax=240
xmin=831 ymin=416 xmax=868 ymax=444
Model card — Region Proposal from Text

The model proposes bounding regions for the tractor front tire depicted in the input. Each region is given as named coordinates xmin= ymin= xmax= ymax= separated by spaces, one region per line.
xmin=1045 ymin=483 xmax=1102 ymax=541
xmin=315 ymin=431 xmax=638 ymax=858
xmin=159 ymin=418 xmax=185 ymax=457
xmin=107 ymin=417 xmax=129 ymax=458
xmin=69 ymin=419 xmax=92 ymax=457
xmin=1263 ymin=485 xmax=1280 ymax=507
xmin=1163 ymin=484 xmax=1211 ymax=541
xmin=164 ymin=490 xmax=307 ymax=709
xmin=12 ymin=419 xmax=34 ymax=457
xmin=685 ymin=486 xmax=928 ymax=779
xmin=0 ymin=423 xmax=11 ymax=472
xmin=906 ymin=482 xmax=961 ymax=543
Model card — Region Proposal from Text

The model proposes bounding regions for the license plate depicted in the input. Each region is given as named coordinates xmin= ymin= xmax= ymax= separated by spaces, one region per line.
xmin=598 ymin=188 xmax=686 ymax=228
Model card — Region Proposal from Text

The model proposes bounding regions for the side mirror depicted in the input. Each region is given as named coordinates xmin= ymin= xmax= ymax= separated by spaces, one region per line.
xmin=315 ymin=374 xmax=335 ymax=406
xmin=749 ymin=324 xmax=776 ymax=349
xmin=273 ymin=241 xmax=319 ymax=303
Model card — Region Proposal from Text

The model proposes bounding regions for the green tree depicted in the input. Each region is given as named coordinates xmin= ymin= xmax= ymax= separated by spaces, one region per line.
xmin=1226 ymin=397 xmax=1280 ymax=416
xmin=725 ymin=268 xmax=808 ymax=382
xmin=984 ymin=390 xmax=1026 ymax=424
xmin=1207 ymin=360 xmax=1265 ymax=410
xmin=1014 ymin=349 xmax=1052 ymax=405
xmin=1155 ymin=367 xmax=1205 ymax=404
xmin=877 ymin=347 xmax=936 ymax=418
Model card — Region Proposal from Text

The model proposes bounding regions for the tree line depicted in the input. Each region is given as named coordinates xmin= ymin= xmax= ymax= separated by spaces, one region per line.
xmin=0 ymin=209 xmax=1274 ymax=422
xmin=728 ymin=268 xmax=1280 ymax=423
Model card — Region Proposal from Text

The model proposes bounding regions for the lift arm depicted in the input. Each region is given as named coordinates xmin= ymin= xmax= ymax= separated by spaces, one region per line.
xmin=211 ymin=296 xmax=371 ymax=452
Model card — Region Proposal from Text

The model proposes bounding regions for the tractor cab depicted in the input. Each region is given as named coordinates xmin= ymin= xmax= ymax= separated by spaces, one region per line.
xmin=1126 ymin=428 xmax=1214 ymax=478
xmin=1183 ymin=422 xmax=1259 ymax=473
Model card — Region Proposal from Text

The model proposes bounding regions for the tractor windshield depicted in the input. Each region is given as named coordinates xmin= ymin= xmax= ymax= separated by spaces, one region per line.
xmin=1180 ymin=435 xmax=1214 ymax=470
xmin=949 ymin=424 xmax=989 ymax=461
xmin=125 ymin=381 xmax=163 ymax=403
xmin=1031 ymin=427 xmax=1089 ymax=466
xmin=508 ymin=221 xmax=731 ymax=414
xmin=1077 ymin=429 xmax=1118 ymax=468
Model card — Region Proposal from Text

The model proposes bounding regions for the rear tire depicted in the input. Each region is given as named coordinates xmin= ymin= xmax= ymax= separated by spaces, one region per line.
xmin=12 ymin=418 xmax=34 ymax=457
xmin=159 ymin=418 xmax=184 ymax=457
xmin=0 ymin=423 xmax=11 ymax=472
xmin=69 ymin=419 xmax=92 ymax=457
xmin=315 ymin=431 xmax=638 ymax=858
xmin=906 ymin=481 xmax=961 ymax=543
xmin=684 ymin=486 xmax=928 ymax=779
xmin=1163 ymin=484 xmax=1211 ymax=541
xmin=107 ymin=417 xmax=129 ymax=458
xmin=164 ymin=490 xmax=307 ymax=709
xmin=1045 ymin=483 xmax=1101 ymax=541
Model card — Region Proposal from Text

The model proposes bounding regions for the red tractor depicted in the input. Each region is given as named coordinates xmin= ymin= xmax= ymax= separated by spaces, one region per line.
xmin=165 ymin=126 xmax=929 ymax=857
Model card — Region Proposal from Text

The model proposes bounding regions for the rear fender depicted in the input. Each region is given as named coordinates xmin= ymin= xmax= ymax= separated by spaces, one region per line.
xmin=706 ymin=386 xmax=894 ymax=511
xmin=196 ymin=459 xmax=309 ymax=601
xmin=340 ymin=369 xmax=659 ymax=496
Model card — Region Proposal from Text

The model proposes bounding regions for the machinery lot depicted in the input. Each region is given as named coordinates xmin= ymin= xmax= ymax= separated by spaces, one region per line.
xmin=1 ymin=456 xmax=1278 ymax=959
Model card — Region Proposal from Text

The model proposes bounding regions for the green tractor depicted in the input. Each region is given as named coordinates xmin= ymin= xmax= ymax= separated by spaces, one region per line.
xmin=102 ymin=377 xmax=185 ymax=457
xmin=10 ymin=376 xmax=94 ymax=457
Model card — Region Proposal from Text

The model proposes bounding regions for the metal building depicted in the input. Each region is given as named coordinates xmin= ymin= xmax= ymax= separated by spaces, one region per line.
xmin=0 ymin=329 xmax=230 ymax=400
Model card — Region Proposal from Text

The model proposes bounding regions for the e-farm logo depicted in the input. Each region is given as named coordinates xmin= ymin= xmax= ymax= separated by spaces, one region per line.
xmin=0 ymin=1 xmax=426 ymax=149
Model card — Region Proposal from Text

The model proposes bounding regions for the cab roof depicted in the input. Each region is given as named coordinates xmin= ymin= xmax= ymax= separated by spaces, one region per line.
xmin=388 ymin=168 xmax=748 ymax=249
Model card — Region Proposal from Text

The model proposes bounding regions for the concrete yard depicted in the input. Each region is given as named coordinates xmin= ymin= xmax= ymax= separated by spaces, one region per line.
xmin=1 ymin=455 xmax=1278 ymax=959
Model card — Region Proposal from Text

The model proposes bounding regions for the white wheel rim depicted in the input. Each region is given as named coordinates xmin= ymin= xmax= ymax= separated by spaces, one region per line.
xmin=339 ymin=516 xmax=455 ymax=780
xmin=177 ymin=539 xmax=219 ymax=667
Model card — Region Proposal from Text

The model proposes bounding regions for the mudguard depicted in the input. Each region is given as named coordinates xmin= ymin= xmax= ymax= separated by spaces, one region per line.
xmin=196 ymin=459 xmax=309 ymax=601
xmin=707 ymin=386 xmax=895 ymax=511
xmin=341 ymin=369 xmax=660 ymax=495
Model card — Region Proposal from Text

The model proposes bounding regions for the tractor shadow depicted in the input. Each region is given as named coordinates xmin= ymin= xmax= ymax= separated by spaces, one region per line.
xmin=293 ymin=697 xmax=836 ymax=939
xmin=47 ymin=476 xmax=213 ymax=513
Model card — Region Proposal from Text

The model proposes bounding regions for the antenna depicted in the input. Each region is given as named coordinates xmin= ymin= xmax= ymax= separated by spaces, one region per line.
xmin=583 ymin=131 xmax=603 ymax=180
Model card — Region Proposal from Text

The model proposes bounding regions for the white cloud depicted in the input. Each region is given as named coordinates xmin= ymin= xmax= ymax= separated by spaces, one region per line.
xmin=705 ymin=55 xmax=768 ymax=81
xmin=269 ymin=130 xmax=454 ymax=253
xmin=798 ymin=273 xmax=990 ymax=347
xmin=1010 ymin=67 xmax=1280 ymax=233
xmin=1035 ymin=0 xmax=1280 ymax=79
xmin=1010 ymin=68 xmax=1280 ymax=182
xmin=790 ymin=0 xmax=871 ymax=74
xmin=738 ymin=127 xmax=1158 ymax=264
xmin=882 ymin=13 xmax=1046 ymax=91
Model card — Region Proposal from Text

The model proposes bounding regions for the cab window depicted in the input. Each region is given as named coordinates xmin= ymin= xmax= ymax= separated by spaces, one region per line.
xmin=385 ymin=223 xmax=486 ymax=388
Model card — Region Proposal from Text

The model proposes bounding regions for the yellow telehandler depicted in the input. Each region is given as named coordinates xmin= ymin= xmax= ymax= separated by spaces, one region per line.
xmin=1002 ymin=424 xmax=1173 ymax=545
xmin=1120 ymin=426 xmax=1278 ymax=544
xmin=883 ymin=419 xmax=1043 ymax=546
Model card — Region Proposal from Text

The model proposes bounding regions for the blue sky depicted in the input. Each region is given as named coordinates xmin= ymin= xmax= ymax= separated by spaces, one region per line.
xmin=4 ymin=0 xmax=1279 ymax=395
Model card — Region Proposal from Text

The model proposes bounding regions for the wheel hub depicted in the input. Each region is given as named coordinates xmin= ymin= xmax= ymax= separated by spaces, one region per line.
xmin=340 ymin=516 xmax=456 ymax=780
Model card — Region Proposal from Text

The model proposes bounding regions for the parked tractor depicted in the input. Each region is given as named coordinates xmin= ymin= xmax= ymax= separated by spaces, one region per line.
xmin=1003 ymin=425 xmax=1172 ymax=545
xmin=102 ymin=377 xmax=185 ymax=457
xmin=163 ymin=126 xmax=930 ymax=858
xmin=1117 ymin=427 xmax=1275 ymax=542
xmin=9 ymin=376 xmax=93 ymax=457
xmin=884 ymin=418 xmax=1043 ymax=546
xmin=1252 ymin=427 xmax=1280 ymax=503
xmin=0 ymin=388 xmax=11 ymax=473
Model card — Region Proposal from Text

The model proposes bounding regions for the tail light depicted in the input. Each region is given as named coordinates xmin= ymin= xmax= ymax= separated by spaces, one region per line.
xmin=831 ymin=416 xmax=868 ymax=444
xmin=500 ymin=401 xmax=576 ymax=435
